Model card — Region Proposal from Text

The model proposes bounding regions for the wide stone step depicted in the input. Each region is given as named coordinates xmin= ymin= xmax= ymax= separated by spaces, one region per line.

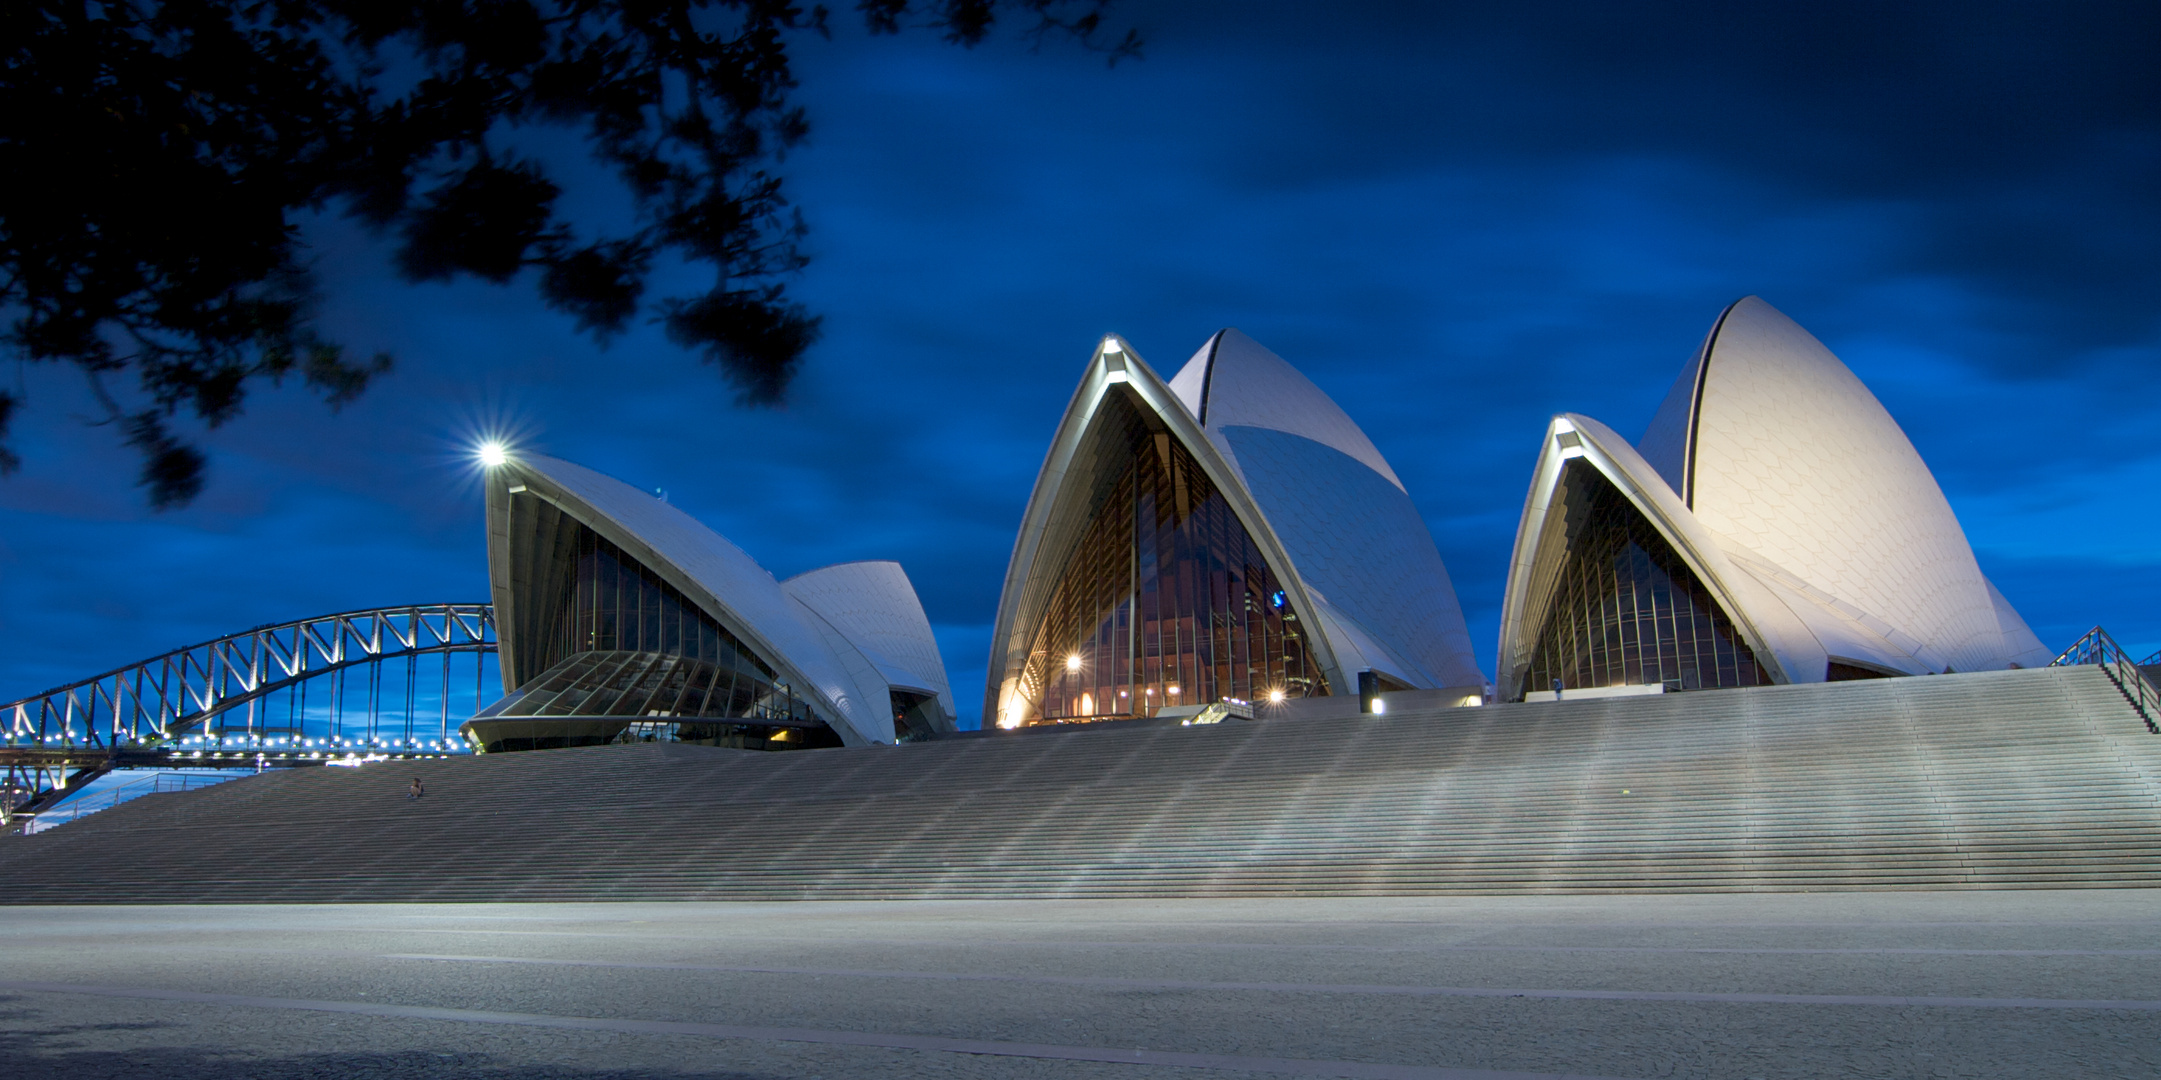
xmin=6 ymin=666 xmax=2157 ymax=902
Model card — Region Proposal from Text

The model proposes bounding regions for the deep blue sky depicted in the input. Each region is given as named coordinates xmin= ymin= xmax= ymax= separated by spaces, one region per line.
xmin=4 ymin=1 xmax=2158 ymax=727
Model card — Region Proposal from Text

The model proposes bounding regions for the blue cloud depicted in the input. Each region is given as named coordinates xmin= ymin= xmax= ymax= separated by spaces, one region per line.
xmin=5 ymin=5 xmax=2156 ymax=724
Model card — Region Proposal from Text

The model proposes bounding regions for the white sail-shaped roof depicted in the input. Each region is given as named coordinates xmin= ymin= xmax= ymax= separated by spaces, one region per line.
xmin=985 ymin=331 xmax=1480 ymax=728
xmin=1500 ymin=298 xmax=2052 ymax=700
xmin=1639 ymin=297 xmax=2050 ymax=673
xmin=485 ymin=455 xmax=953 ymax=745
xmin=1169 ymin=330 xmax=1481 ymax=690
xmin=783 ymin=560 xmax=956 ymax=723
xmin=1497 ymin=415 xmax=1823 ymax=701
xmin=1170 ymin=329 xmax=1406 ymax=491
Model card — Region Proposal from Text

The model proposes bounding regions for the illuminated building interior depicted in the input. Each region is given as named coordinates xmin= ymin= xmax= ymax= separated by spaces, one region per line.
xmin=474 ymin=453 xmax=952 ymax=750
xmin=1521 ymin=459 xmax=1771 ymax=694
xmin=464 ymin=522 xmax=840 ymax=752
xmin=1017 ymin=390 xmax=1327 ymax=726
xmin=1497 ymin=298 xmax=2054 ymax=702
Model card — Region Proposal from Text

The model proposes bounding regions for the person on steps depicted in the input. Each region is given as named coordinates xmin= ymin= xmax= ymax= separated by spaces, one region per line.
xmin=409 ymin=777 xmax=424 ymax=800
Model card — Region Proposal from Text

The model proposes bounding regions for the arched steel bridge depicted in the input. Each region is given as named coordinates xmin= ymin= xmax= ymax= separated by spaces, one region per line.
xmin=3 ymin=603 xmax=497 ymax=817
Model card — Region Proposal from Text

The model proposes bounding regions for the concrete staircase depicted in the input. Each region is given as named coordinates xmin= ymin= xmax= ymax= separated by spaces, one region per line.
xmin=4 ymin=666 xmax=2158 ymax=902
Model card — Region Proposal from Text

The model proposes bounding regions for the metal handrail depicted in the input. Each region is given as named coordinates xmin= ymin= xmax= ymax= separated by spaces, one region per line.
xmin=17 ymin=772 xmax=236 ymax=834
xmin=2050 ymin=626 xmax=2161 ymax=734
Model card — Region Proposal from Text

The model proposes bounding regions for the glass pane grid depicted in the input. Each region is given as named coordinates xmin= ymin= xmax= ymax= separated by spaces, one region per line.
xmin=1524 ymin=460 xmax=1771 ymax=697
xmin=1020 ymin=392 xmax=1329 ymax=726
xmin=478 ymin=518 xmax=837 ymax=750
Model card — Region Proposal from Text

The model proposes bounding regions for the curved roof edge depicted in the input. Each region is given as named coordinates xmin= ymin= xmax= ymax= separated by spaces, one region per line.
xmin=1167 ymin=328 xmax=1407 ymax=492
xmin=1637 ymin=297 xmax=1741 ymax=503
xmin=1209 ymin=421 xmax=1481 ymax=688
xmin=1306 ymin=594 xmax=1427 ymax=689
xmin=982 ymin=334 xmax=1350 ymax=729
xmin=1169 ymin=330 xmax=1479 ymax=688
xmin=1985 ymin=577 xmax=2056 ymax=669
xmin=1718 ymin=547 xmax=1937 ymax=675
xmin=1496 ymin=414 xmax=1820 ymax=701
xmin=1500 ymin=408 xmax=2054 ymax=699
xmin=783 ymin=560 xmax=956 ymax=728
xmin=1667 ymin=296 xmax=2011 ymax=673
xmin=485 ymin=454 xmax=895 ymax=745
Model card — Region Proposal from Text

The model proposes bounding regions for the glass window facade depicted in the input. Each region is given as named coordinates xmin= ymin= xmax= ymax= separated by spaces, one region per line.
xmin=1826 ymin=661 xmax=1895 ymax=682
xmin=1017 ymin=391 xmax=1328 ymax=726
xmin=891 ymin=690 xmax=940 ymax=743
xmin=1524 ymin=460 xmax=1771 ymax=697
xmin=466 ymin=649 xmax=843 ymax=752
xmin=534 ymin=527 xmax=764 ymax=682
xmin=477 ymin=649 xmax=820 ymax=727
xmin=474 ymin=520 xmax=835 ymax=751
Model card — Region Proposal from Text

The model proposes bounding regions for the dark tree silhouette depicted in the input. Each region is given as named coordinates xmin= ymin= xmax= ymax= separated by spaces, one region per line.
xmin=0 ymin=0 xmax=1139 ymax=507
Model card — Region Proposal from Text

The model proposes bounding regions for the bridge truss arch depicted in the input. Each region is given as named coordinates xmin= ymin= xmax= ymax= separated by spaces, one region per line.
xmin=3 ymin=603 xmax=498 ymax=817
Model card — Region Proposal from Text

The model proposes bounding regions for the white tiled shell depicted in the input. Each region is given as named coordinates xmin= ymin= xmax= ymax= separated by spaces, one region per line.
xmin=1169 ymin=331 xmax=1482 ymax=689
xmin=1170 ymin=330 xmax=1407 ymax=491
xmin=1635 ymin=317 xmax=1715 ymax=497
xmin=1496 ymin=414 xmax=1831 ymax=700
xmin=1500 ymin=393 xmax=2052 ymax=701
xmin=985 ymin=331 xmax=1480 ymax=724
xmin=1214 ymin=424 xmax=1480 ymax=688
xmin=1637 ymin=297 xmax=2045 ymax=674
xmin=1720 ymin=547 xmax=1929 ymax=675
xmin=498 ymin=455 xmax=901 ymax=745
xmin=783 ymin=560 xmax=957 ymax=726
xmin=1987 ymin=577 xmax=2057 ymax=669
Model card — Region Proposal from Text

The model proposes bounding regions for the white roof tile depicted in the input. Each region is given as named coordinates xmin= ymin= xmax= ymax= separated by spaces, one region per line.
xmin=495 ymin=455 xmax=949 ymax=744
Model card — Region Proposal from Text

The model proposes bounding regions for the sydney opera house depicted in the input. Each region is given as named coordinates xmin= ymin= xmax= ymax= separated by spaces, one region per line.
xmin=456 ymin=326 xmax=1495 ymax=751
xmin=1495 ymin=297 xmax=2053 ymax=703
xmin=467 ymin=454 xmax=955 ymax=752
xmin=983 ymin=329 xmax=1486 ymax=729
xmin=14 ymin=296 xmax=2157 ymax=911
xmin=447 ymin=298 xmax=2053 ymax=753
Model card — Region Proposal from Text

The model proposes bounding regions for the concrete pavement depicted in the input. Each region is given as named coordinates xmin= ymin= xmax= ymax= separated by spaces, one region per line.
xmin=2 ymin=891 xmax=2157 ymax=1079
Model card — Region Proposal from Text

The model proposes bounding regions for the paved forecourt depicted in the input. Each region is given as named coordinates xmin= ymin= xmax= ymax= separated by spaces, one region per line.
xmin=2 ymin=892 xmax=2158 ymax=1080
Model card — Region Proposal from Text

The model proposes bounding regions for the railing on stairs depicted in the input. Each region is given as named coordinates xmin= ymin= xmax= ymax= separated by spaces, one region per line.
xmin=2050 ymin=626 xmax=2161 ymax=734
xmin=15 ymin=772 xmax=237 ymax=835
